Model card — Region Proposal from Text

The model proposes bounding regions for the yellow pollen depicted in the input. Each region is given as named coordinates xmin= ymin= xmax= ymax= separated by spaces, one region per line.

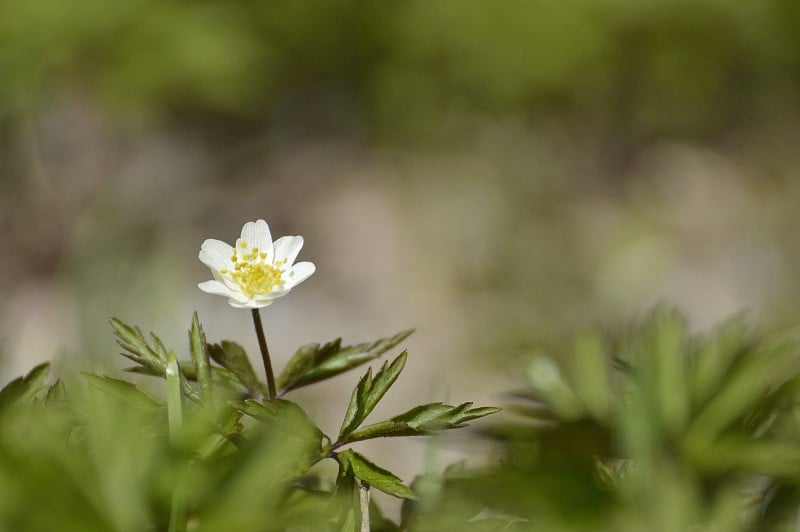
xmin=222 ymin=249 xmax=283 ymax=297
xmin=239 ymin=242 xmax=247 ymax=248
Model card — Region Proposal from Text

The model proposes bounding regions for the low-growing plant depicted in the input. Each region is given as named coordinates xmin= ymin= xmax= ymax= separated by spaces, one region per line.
xmin=0 ymin=219 xmax=499 ymax=531
xmin=416 ymin=309 xmax=800 ymax=531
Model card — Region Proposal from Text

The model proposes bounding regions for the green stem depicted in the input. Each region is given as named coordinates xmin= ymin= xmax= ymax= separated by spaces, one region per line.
xmin=358 ymin=483 xmax=370 ymax=532
xmin=252 ymin=308 xmax=277 ymax=400
xmin=166 ymin=353 xmax=187 ymax=532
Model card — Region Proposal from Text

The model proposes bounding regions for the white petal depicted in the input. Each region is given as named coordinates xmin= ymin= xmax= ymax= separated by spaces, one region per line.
xmin=282 ymin=262 xmax=315 ymax=289
xmin=273 ymin=235 xmax=304 ymax=266
xmin=199 ymin=239 xmax=234 ymax=271
xmin=240 ymin=219 xmax=274 ymax=259
xmin=229 ymin=298 xmax=273 ymax=309
xmin=198 ymin=280 xmax=237 ymax=298
xmin=252 ymin=289 xmax=291 ymax=305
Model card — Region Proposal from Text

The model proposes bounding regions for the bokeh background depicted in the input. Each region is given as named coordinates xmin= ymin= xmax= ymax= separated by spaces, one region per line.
xmin=3 ymin=0 xmax=800 ymax=497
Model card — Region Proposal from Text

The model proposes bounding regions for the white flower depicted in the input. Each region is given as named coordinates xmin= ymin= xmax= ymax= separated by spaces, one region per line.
xmin=198 ymin=219 xmax=315 ymax=308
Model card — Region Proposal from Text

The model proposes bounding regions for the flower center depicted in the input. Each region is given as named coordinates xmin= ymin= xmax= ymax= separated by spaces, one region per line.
xmin=220 ymin=244 xmax=285 ymax=297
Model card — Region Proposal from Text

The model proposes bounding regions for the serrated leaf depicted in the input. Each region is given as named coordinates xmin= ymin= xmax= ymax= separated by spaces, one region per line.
xmin=109 ymin=318 xmax=191 ymax=394
xmin=233 ymin=399 xmax=325 ymax=445
xmin=208 ymin=340 xmax=261 ymax=392
xmin=279 ymin=342 xmax=331 ymax=391
xmin=340 ymin=369 xmax=372 ymax=444
xmin=45 ymin=379 xmax=66 ymax=404
xmin=82 ymin=373 xmax=163 ymax=410
xmin=338 ymin=352 xmax=407 ymax=440
xmin=0 ymin=363 xmax=50 ymax=409
xmin=110 ymin=317 xmax=166 ymax=366
xmin=190 ymin=312 xmax=213 ymax=403
xmin=278 ymin=330 xmax=414 ymax=393
xmin=338 ymin=450 xmax=416 ymax=500
xmin=150 ymin=332 xmax=170 ymax=361
xmin=345 ymin=402 xmax=501 ymax=443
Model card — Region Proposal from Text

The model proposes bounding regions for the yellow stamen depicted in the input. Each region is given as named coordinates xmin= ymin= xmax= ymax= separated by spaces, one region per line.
xmin=221 ymin=244 xmax=283 ymax=297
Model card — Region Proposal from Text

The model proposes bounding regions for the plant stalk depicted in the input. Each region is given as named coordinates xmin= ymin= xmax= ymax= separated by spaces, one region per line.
xmin=252 ymin=308 xmax=277 ymax=399
xmin=359 ymin=483 xmax=370 ymax=532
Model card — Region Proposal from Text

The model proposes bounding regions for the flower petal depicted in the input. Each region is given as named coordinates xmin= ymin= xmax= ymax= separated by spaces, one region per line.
xmin=229 ymin=298 xmax=274 ymax=309
xmin=199 ymin=239 xmax=234 ymax=271
xmin=198 ymin=280 xmax=237 ymax=298
xmin=282 ymin=261 xmax=315 ymax=289
xmin=273 ymin=235 xmax=304 ymax=266
xmin=252 ymin=289 xmax=291 ymax=304
xmin=240 ymin=219 xmax=274 ymax=259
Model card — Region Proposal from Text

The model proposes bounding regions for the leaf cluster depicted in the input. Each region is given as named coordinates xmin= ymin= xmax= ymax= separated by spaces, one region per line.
xmin=426 ymin=309 xmax=800 ymax=531
xmin=0 ymin=311 xmax=501 ymax=530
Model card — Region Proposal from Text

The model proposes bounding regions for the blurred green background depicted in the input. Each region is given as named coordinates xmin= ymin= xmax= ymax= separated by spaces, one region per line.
xmin=3 ymin=0 xmax=800 ymax=502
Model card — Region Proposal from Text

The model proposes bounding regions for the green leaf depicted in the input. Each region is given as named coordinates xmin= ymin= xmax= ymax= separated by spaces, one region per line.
xmin=233 ymin=399 xmax=325 ymax=448
xmin=337 ymin=449 xmax=417 ymax=500
xmin=338 ymin=352 xmax=407 ymax=440
xmin=190 ymin=312 xmax=213 ymax=403
xmin=45 ymin=379 xmax=66 ymax=404
xmin=686 ymin=337 xmax=798 ymax=445
xmin=150 ymin=332 xmax=170 ymax=361
xmin=124 ymin=360 xmax=196 ymax=378
xmin=110 ymin=318 xmax=167 ymax=371
xmin=232 ymin=399 xmax=327 ymax=481
xmin=127 ymin=360 xmax=241 ymax=390
xmin=208 ymin=340 xmax=261 ymax=393
xmin=571 ymin=331 xmax=611 ymax=420
xmin=277 ymin=330 xmax=414 ymax=393
xmin=196 ymin=407 xmax=245 ymax=461
xmin=82 ymin=373 xmax=163 ymax=411
xmin=0 ymin=363 xmax=50 ymax=409
xmin=346 ymin=402 xmax=501 ymax=443
xmin=692 ymin=318 xmax=750 ymax=407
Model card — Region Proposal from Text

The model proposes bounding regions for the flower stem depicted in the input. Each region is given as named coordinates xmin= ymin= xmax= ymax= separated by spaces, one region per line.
xmin=251 ymin=308 xmax=277 ymax=400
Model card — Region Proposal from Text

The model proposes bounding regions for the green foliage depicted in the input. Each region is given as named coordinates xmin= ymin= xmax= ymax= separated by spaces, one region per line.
xmin=338 ymin=352 xmax=408 ymax=441
xmin=81 ymin=373 xmax=162 ymax=412
xmin=207 ymin=340 xmax=260 ymax=393
xmin=0 ymin=312 xmax=497 ymax=530
xmin=189 ymin=312 xmax=212 ymax=403
xmin=17 ymin=306 xmax=800 ymax=529
xmin=344 ymin=402 xmax=501 ymax=443
xmin=415 ymin=309 xmax=800 ymax=531
xmin=277 ymin=329 xmax=414 ymax=394
xmin=3 ymin=0 xmax=799 ymax=141
xmin=338 ymin=449 xmax=417 ymax=500
xmin=0 ymin=363 xmax=50 ymax=410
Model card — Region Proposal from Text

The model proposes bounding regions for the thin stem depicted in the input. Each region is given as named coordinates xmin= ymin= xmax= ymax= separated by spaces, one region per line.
xmin=358 ymin=483 xmax=370 ymax=532
xmin=252 ymin=308 xmax=277 ymax=400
